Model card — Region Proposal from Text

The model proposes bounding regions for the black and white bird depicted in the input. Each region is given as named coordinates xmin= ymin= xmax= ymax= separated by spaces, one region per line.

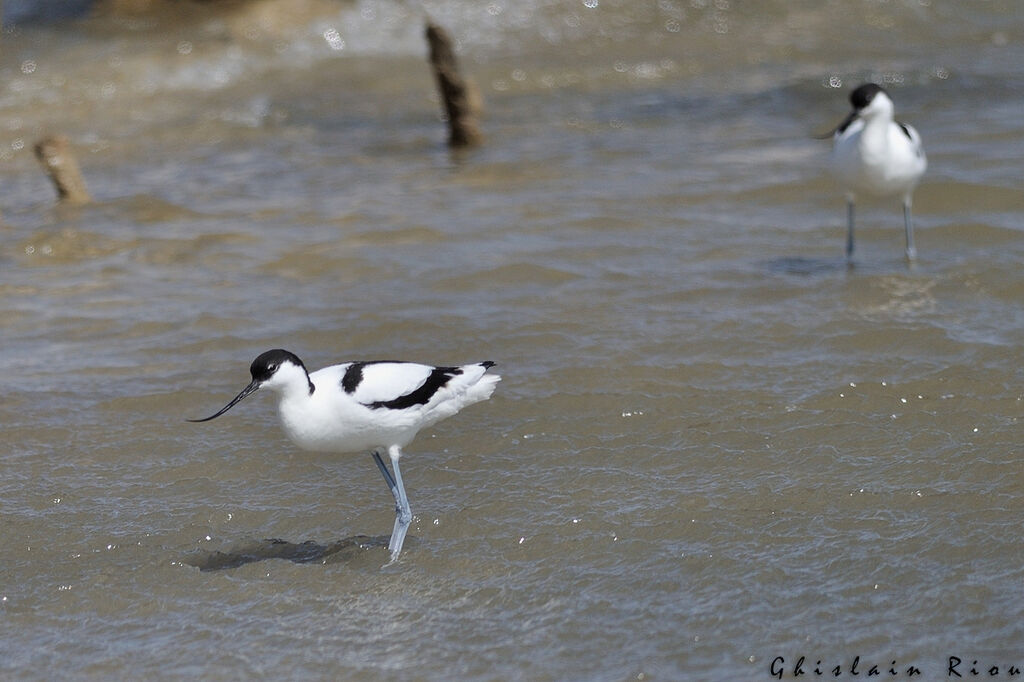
xmin=189 ymin=349 xmax=501 ymax=563
xmin=824 ymin=82 xmax=927 ymax=260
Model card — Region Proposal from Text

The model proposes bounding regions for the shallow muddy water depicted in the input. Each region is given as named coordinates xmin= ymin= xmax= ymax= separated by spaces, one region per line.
xmin=2 ymin=1 xmax=1024 ymax=679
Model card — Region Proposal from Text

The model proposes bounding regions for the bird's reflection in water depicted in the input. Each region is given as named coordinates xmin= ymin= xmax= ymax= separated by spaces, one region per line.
xmin=184 ymin=534 xmax=389 ymax=571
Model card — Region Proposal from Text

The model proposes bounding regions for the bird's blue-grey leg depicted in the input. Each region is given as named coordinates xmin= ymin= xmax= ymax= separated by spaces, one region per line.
xmin=372 ymin=449 xmax=406 ymax=540
xmin=372 ymin=449 xmax=397 ymax=494
xmin=386 ymin=445 xmax=413 ymax=562
xmin=845 ymin=197 xmax=856 ymax=260
xmin=372 ymin=448 xmax=411 ymax=562
xmin=903 ymin=197 xmax=917 ymax=261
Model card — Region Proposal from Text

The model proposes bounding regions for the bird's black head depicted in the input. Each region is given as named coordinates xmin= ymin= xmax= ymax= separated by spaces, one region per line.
xmin=187 ymin=349 xmax=311 ymax=423
xmin=850 ymin=83 xmax=885 ymax=111
xmin=250 ymin=348 xmax=306 ymax=383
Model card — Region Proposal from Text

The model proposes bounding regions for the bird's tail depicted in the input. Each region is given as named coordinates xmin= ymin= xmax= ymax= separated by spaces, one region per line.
xmin=463 ymin=361 xmax=501 ymax=404
xmin=418 ymin=361 xmax=500 ymax=429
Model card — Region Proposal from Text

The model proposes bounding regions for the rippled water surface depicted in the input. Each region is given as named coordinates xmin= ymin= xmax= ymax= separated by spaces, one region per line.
xmin=2 ymin=1 xmax=1024 ymax=679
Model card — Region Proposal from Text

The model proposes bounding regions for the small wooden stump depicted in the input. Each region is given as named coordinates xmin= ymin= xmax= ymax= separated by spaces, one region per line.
xmin=425 ymin=21 xmax=483 ymax=148
xmin=34 ymin=135 xmax=92 ymax=205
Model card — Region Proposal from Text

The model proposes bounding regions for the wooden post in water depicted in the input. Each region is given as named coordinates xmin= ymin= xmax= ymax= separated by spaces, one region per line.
xmin=34 ymin=135 xmax=92 ymax=204
xmin=425 ymin=20 xmax=483 ymax=148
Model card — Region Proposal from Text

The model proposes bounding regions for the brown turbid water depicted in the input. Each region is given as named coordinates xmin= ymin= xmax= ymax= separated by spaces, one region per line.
xmin=2 ymin=1 xmax=1024 ymax=679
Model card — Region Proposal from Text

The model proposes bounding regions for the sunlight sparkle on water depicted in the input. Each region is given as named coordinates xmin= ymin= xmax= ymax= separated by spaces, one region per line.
xmin=323 ymin=28 xmax=345 ymax=51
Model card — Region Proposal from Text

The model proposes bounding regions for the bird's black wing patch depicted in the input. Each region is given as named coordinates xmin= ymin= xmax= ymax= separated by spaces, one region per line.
xmin=368 ymin=366 xmax=463 ymax=410
xmin=341 ymin=361 xmax=369 ymax=394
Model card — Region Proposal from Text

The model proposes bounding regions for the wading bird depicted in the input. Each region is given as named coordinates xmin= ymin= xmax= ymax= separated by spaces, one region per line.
xmin=824 ymin=82 xmax=927 ymax=260
xmin=189 ymin=349 xmax=500 ymax=563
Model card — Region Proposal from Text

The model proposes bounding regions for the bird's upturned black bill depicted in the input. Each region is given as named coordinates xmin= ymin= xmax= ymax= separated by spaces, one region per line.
xmin=187 ymin=380 xmax=260 ymax=422
xmin=815 ymin=110 xmax=859 ymax=140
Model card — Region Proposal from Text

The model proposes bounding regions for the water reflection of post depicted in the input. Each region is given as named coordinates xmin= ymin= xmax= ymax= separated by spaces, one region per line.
xmin=425 ymin=20 xmax=483 ymax=148
xmin=34 ymin=135 xmax=92 ymax=205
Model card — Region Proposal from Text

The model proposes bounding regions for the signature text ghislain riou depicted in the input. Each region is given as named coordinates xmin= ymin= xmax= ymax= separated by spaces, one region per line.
xmin=770 ymin=655 xmax=1022 ymax=678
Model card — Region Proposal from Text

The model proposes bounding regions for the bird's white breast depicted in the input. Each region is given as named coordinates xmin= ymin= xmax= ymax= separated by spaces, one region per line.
xmin=275 ymin=376 xmax=414 ymax=454
xmin=833 ymin=118 xmax=926 ymax=197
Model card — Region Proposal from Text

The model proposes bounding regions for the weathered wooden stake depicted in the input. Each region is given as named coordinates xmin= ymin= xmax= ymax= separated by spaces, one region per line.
xmin=425 ymin=20 xmax=483 ymax=148
xmin=34 ymin=134 xmax=92 ymax=204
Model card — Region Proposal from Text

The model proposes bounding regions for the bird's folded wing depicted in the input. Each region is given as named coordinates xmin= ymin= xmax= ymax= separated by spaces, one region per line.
xmin=350 ymin=362 xmax=460 ymax=409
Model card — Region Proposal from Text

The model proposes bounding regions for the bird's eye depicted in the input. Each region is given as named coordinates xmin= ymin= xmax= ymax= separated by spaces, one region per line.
xmin=267 ymin=364 xmax=277 ymax=372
